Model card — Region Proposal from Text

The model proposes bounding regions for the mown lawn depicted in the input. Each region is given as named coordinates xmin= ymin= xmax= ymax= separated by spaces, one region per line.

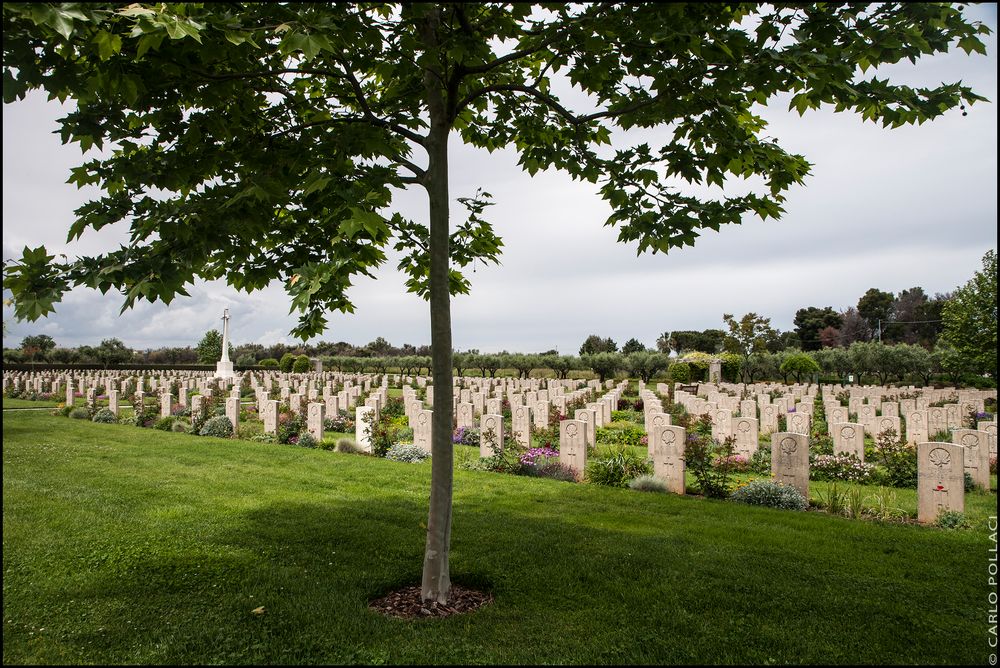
xmin=2 ymin=397 xmax=61 ymax=409
xmin=3 ymin=411 xmax=994 ymax=665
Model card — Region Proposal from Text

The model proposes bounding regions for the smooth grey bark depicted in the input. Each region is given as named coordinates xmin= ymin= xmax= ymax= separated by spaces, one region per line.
xmin=419 ymin=6 xmax=454 ymax=605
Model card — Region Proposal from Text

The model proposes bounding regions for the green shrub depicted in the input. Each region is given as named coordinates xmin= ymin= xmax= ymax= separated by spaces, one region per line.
xmin=934 ymin=510 xmax=969 ymax=529
xmin=730 ymin=479 xmax=808 ymax=511
xmin=872 ymin=428 xmax=917 ymax=488
xmin=279 ymin=353 xmax=296 ymax=373
xmin=235 ymin=354 xmax=256 ymax=367
xmin=259 ymin=358 xmax=279 ymax=368
xmin=749 ymin=445 xmax=771 ymax=475
xmin=199 ymin=415 xmax=234 ymax=438
xmin=92 ymin=408 xmax=117 ymax=423
xmin=334 ymin=438 xmax=362 ymax=454
xmin=382 ymin=397 xmax=406 ymax=419
xmin=963 ymin=472 xmax=975 ymax=492
xmin=366 ymin=411 xmax=398 ymax=457
xmin=668 ymin=362 xmax=690 ymax=384
xmin=236 ymin=421 xmax=264 ymax=440
xmin=629 ymin=475 xmax=668 ymax=493
xmin=684 ymin=428 xmax=738 ymax=499
xmin=810 ymin=434 xmax=834 ymax=456
xmin=69 ymin=407 xmax=90 ymax=420
xmin=171 ymin=421 xmax=189 ymax=433
xmin=386 ymin=444 xmax=430 ymax=463
xmin=292 ymin=354 xmax=311 ymax=373
xmin=296 ymin=432 xmax=318 ymax=448
xmin=154 ymin=416 xmax=175 ymax=431
xmin=585 ymin=445 xmax=652 ymax=487
xmin=611 ymin=409 xmax=642 ymax=424
xmin=595 ymin=424 xmax=644 ymax=448
xmin=276 ymin=412 xmax=304 ymax=445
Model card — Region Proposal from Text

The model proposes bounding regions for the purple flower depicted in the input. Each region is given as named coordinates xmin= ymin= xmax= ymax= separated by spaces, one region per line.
xmin=520 ymin=446 xmax=560 ymax=466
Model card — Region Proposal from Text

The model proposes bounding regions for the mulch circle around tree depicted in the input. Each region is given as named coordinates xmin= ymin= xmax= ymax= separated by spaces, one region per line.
xmin=369 ymin=585 xmax=493 ymax=619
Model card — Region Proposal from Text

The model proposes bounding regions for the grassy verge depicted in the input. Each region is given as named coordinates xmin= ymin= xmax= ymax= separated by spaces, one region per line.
xmin=3 ymin=411 xmax=993 ymax=664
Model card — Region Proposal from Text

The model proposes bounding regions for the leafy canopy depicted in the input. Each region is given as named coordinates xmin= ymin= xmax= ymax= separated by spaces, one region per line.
xmin=2 ymin=3 xmax=989 ymax=339
xmin=942 ymin=250 xmax=997 ymax=378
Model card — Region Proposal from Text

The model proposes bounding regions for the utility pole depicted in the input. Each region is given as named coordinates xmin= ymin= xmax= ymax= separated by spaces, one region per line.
xmin=876 ymin=318 xmax=882 ymax=344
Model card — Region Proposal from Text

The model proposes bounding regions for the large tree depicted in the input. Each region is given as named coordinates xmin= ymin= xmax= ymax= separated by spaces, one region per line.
xmin=20 ymin=333 xmax=56 ymax=363
xmin=857 ymin=288 xmax=896 ymax=341
xmin=838 ymin=306 xmax=871 ymax=346
xmin=942 ymin=249 xmax=997 ymax=378
xmin=579 ymin=334 xmax=618 ymax=356
xmin=621 ymin=337 xmax=646 ymax=355
xmin=2 ymin=3 xmax=987 ymax=604
xmin=195 ymin=328 xmax=232 ymax=364
xmin=793 ymin=306 xmax=842 ymax=351
xmin=889 ymin=286 xmax=927 ymax=344
xmin=93 ymin=337 xmax=132 ymax=368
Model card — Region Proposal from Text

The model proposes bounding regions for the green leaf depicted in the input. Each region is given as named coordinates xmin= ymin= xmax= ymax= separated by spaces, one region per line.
xmin=135 ymin=33 xmax=165 ymax=59
xmin=50 ymin=12 xmax=75 ymax=40
xmin=93 ymin=30 xmax=122 ymax=61
xmin=224 ymin=30 xmax=248 ymax=46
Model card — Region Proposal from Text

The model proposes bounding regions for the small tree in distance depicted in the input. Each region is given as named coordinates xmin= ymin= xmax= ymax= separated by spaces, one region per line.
xmin=195 ymin=329 xmax=226 ymax=364
xmin=722 ymin=313 xmax=774 ymax=383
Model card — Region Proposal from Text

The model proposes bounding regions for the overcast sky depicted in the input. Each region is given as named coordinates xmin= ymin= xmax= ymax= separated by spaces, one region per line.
xmin=3 ymin=6 xmax=997 ymax=354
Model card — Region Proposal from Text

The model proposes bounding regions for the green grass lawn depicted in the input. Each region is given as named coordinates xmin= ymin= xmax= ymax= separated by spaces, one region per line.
xmin=3 ymin=411 xmax=994 ymax=664
xmin=2 ymin=397 xmax=62 ymax=409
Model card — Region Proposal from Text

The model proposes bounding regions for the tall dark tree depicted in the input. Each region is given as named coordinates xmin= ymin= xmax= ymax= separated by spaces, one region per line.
xmin=913 ymin=293 xmax=951 ymax=348
xmin=857 ymin=288 xmax=896 ymax=341
xmin=764 ymin=329 xmax=799 ymax=353
xmin=621 ymin=337 xmax=646 ymax=355
xmin=579 ymin=335 xmax=618 ymax=356
xmin=3 ymin=2 xmax=986 ymax=604
xmin=890 ymin=286 xmax=928 ymax=344
xmin=793 ymin=306 xmax=842 ymax=351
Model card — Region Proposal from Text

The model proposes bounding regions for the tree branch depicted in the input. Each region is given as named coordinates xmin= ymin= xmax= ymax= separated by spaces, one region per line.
xmin=336 ymin=57 xmax=428 ymax=146
xmin=455 ymin=83 xmax=668 ymax=127
xmin=457 ymin=37 xmax=557 ymax=76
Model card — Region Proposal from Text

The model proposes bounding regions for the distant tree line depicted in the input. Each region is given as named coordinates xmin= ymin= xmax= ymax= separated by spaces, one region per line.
xmin=6 ymin=252 xmax=994 ymax=384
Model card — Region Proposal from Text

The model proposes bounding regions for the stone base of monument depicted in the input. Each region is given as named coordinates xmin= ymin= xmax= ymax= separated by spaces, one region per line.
xmin=215 ymin=359 xmax=235 ymax=379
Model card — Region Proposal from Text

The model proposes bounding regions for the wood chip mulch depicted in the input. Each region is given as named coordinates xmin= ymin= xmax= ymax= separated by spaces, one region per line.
xmin=368 ymin=585 xmax=493 ymax=619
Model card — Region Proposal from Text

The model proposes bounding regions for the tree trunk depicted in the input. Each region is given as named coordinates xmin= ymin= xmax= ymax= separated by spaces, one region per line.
xmin=419 ymin=6 xmax=454 ymax=605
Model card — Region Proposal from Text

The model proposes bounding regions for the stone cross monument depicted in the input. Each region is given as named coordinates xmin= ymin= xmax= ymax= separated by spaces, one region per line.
xmin=215 ymin=308 xmax=235 ymax=379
